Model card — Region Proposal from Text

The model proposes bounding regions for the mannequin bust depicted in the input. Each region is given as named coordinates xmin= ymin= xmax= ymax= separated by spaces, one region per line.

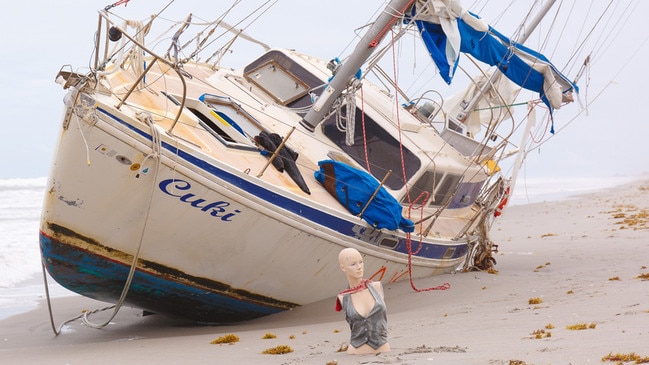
xmin=336 ymin=248 xmax=390 ymax=354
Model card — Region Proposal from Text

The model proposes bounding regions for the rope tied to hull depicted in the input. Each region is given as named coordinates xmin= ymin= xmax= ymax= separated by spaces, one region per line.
xmin=43 ymin=112 xmax=162 ymax=334
xmin=80 ymin=112 xmax=162 ymax=329
xmin=404 ymin=191 xmax=451 ymax=292
xmin=405 ymin=233 xmax=452 ymax=292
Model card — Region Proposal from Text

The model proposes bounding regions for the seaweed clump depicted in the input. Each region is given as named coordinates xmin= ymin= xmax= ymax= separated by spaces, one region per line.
xmin=601 ymin=352 xmax=649 ymax=363
xmin=262 ymin=345 xmax=293 ymax=354
xmin=566 ymin=322 xmax=596 ymax=330
xmin=210 ymin=334 xmax=240 ymax=344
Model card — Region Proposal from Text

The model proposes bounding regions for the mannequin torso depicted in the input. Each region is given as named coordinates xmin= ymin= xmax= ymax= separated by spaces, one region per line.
xmin=337 ymin=248 xmax=390 ymax=354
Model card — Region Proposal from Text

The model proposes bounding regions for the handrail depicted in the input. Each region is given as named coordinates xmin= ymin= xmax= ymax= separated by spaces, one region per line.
xmin=95 ymin=11 xmax=187 ymax=135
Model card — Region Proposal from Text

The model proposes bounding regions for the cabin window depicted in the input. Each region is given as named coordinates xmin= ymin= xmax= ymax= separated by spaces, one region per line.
xmin=245 ymin=60 xmax=310 ymax=104
xmin=166 ymin=93 xmax=260 ymax=150
xmin=188 ymin=107 xmax=236 ymax=143
xmin=322 ymin=106 xmax=420 ymax=190
xmin=404 ymin=171 xmax=461 ymax=206
xmin=200 ymin=94 xmax=264 ymax=141
xmin=244 ymin=50 xmax=325 ymax=107
xmin=447 ymin=180 xmax=484 ymax=209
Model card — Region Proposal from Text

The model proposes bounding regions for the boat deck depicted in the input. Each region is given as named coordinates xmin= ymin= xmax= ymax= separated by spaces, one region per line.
xmin=92 ymin=58 xmax=477 ymax=241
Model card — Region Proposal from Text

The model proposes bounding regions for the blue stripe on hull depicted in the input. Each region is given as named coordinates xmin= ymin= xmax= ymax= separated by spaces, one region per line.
xmin=40 ymin=231 xmax=294 ymax=323
xmin=393 ymin=238 xmax=468 ymax=258
xmin=96 ymin=108 xmax=470 ymax=261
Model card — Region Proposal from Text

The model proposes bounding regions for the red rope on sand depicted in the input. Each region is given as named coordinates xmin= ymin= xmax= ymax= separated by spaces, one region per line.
xmin=404 ymin=192 xmax=450 ymax=292
xmin=345 ymin=24 xmax=451 ymax=297
xmin=406 ymin=234 xmax=451 ymax=292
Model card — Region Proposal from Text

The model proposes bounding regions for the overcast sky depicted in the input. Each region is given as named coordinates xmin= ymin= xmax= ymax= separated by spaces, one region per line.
xmin=1 ymin=0 xmax=647 ymax=179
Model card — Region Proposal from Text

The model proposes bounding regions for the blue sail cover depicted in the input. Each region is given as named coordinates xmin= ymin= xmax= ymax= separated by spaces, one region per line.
xmin=414 ymin=13 xmax=578 ymax=112
xmin=314 ymin=160 xmax=414 ymax=232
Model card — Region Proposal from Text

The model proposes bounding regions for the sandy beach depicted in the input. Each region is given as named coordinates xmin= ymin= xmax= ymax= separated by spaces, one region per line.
xmin=1 ymin=179 xmax=648 ymax=364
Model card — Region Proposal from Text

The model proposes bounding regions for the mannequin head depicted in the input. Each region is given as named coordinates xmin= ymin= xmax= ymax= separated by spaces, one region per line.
xmin=339 ymin=248 xmax=364 ymax=285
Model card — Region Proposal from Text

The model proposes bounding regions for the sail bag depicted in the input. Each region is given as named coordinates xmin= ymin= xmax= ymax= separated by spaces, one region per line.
xmin=314 ymin=160 xmax=414 ymax=232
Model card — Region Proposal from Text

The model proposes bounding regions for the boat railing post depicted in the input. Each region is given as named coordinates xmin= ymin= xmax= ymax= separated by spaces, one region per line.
xmin=94 ymin=14 xmax=102 ymax=71
xmin=115 ymin=58 xmax=158 ymax=110
xmin=358 ymin=170 xmax=392 ymax=218
xmin=256 ymin=127 xmax=296 ymax=178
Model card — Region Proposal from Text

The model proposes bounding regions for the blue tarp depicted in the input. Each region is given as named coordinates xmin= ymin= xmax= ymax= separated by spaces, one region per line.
xmin=314 ymin=160 xmax=414 ymax=232
xmin=413 ymin=13 xmax=577 ymax=113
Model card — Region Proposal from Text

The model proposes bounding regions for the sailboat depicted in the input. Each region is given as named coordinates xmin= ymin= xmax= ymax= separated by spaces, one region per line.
xmin=39 ymin=0 xmax=610 ymax=324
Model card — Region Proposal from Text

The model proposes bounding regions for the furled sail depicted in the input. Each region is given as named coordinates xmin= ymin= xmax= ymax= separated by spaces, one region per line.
xmin=411 ymin=0 xmax=577 ymax=112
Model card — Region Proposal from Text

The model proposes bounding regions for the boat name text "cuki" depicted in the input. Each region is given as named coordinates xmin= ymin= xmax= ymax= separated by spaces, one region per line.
xmin=159 ymin=179 xmax=241 ymax=221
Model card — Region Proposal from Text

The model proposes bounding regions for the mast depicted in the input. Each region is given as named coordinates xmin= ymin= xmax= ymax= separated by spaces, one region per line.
xmin=300 ymin=0 xmax=415 ymax=131
xmin=519 ymin=0 xmax=557 ymax=44
xmin=493 ymin=0 xmax=558 ymax=214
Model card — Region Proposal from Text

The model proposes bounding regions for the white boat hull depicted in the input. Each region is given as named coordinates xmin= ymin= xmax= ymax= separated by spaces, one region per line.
xmin=40 ymin=106 xmax=468 ymax=322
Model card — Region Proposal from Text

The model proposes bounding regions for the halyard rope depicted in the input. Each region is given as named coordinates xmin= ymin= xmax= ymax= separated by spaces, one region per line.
xmin=387 ymin=27 xmax=450 ymax=293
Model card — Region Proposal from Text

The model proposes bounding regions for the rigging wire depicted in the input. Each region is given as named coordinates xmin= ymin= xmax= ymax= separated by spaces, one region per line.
xmin=533 ymin=28 xmax=649 ymax=151
xmin=181 ymin=0 xmax=278 ymax=64
xmin=523 ymin=0 xmax=645 ymax=152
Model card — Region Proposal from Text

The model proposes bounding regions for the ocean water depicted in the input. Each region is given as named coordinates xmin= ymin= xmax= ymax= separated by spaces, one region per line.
xmin=0 ymin=178 xmax=70 ymax=320
xmin=0 ymin=175 xmax=640 ymax=320
xmin=506 ymin=175 xmax=641 ymax=206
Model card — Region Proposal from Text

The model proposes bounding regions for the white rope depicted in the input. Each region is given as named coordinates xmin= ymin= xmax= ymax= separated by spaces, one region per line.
xmin=96 ymin=19 xmax=137 ymax=76
xmin=80 ymin=112 xmax=161 ymax=329
xmin=65 ymin=87 xmax=93 ymax=166
xmin=345 ymin=91 xmax=357 ymax=146
xmin=43 ymin=111 xmax=162 ymax=334
xmin=334 ymin=80 xmax=361 ymax=147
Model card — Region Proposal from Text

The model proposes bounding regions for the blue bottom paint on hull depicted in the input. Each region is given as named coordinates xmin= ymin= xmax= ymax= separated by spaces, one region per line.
xmin=39 ymin=228 xmax=295 ymax=323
